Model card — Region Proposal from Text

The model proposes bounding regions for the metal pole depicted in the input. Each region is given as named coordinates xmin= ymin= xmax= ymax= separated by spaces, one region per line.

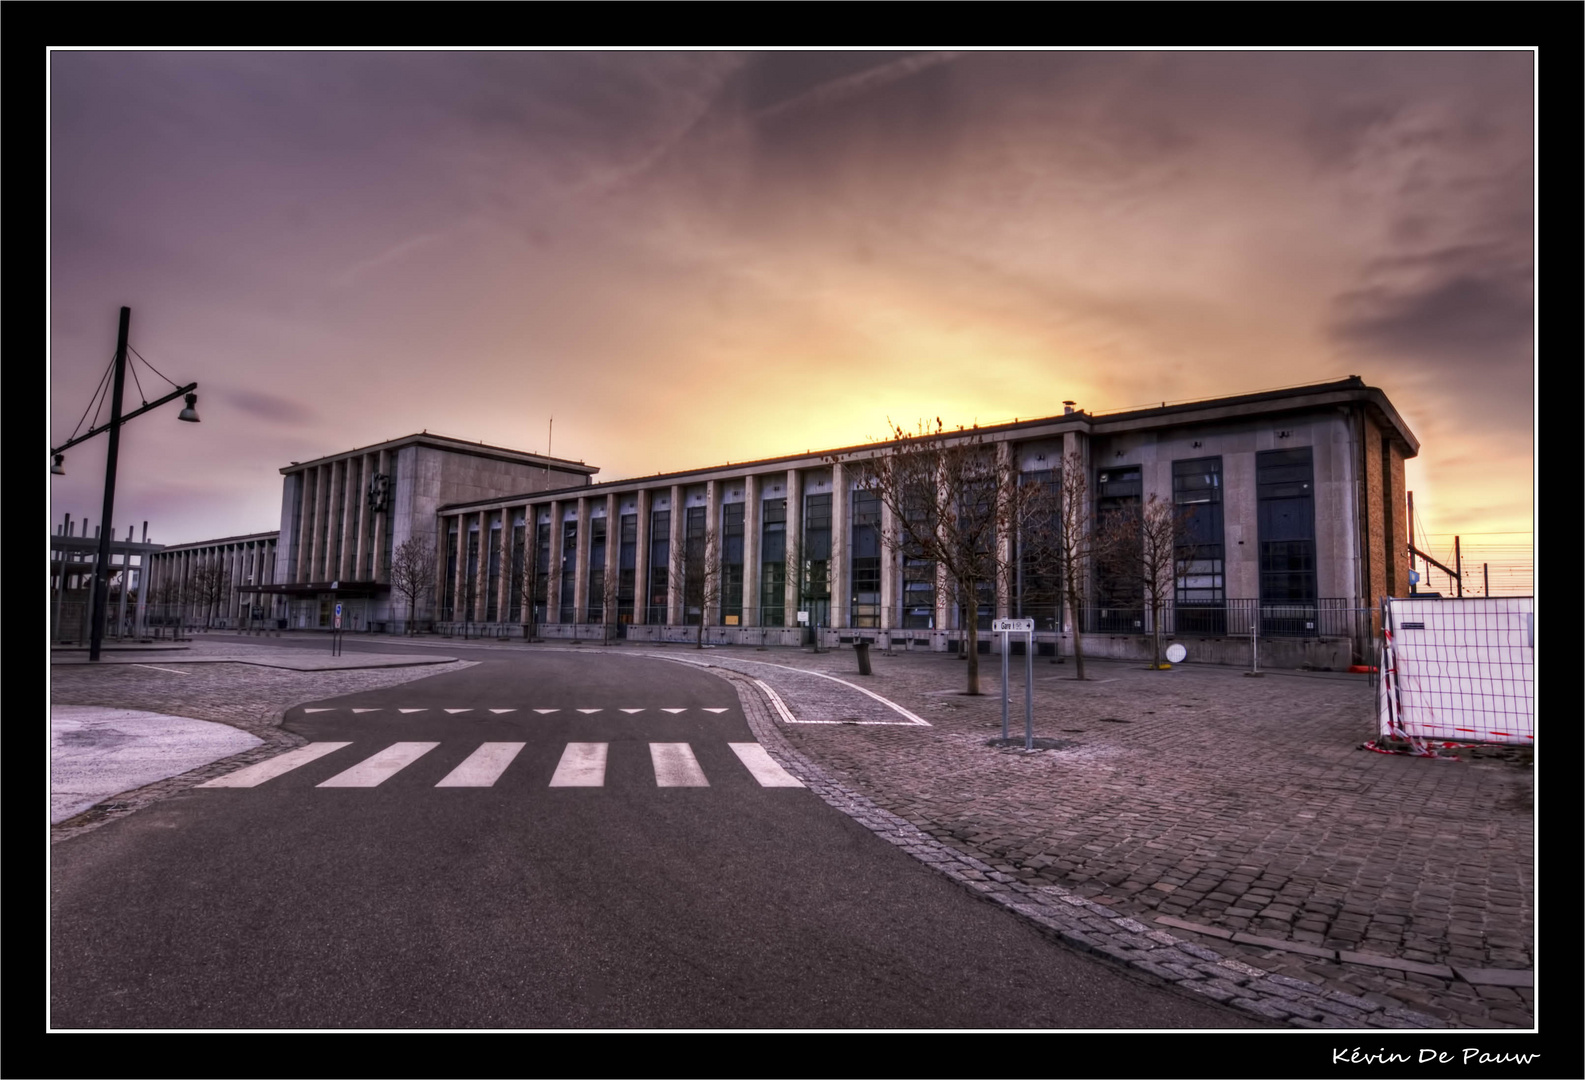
xmin=1000 ymin=631 xmax=1010 ymax=740
xmin=1484 ymin=563 xmax=1489 ymax=597
xmin=1024 ymin=630 xmax=1034 ymax=751
xmin=1454 ymin=536 xmax=1463 ymax=598
xmin=1407 ymin=491 xmax=1416 ymax=594
xmin=89 ymin=307 xmax=131 ymax=662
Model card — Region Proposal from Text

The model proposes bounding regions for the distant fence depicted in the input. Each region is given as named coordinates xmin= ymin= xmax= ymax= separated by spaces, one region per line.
xmin=1377 ymin=596 xmax=1534 ymax=746
xmin=1080 ymin=599 xmax=1370 ymax=640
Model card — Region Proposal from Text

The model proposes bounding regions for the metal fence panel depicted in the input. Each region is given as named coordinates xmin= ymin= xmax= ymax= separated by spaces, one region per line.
xmin=1377 ymin=596 xmax=1534 ymax=746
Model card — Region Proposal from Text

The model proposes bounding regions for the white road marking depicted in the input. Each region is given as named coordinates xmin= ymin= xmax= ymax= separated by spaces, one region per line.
xmin=352 ymin=709 xmax=382 ymax=714
xmin=304 ymin=708 xmax=334 ymax=713
xmin=317 ymin=742 xmax=439 ymax=787
xmin=703 ymin=708 xmax=729 ymax=714
xmin=444 ymin=709 xmax=471 ymax=714
xmin=533 ymin=709 xmax=560 ymax=715
xmin=140 ymin=665 xmax=191 ymax=676
xmin=435 ymin=742 xmax=525 ymax=787
xmin=656 ymin=654 xmax=931 ymax=726
xmin=620 ymin=708 xmax=645 ymax=714
xmin=577 ymin=708 xmax=602 ymax=714
xmin=728 ymin=743 xmax=805 ymax=787
xmin=661 ymin=708 xmax=687 ymax=715
xmin=755 ymin=680 xmax=800 ymax=725
xmin=549 ymin=742 xmax=608 ymax=787
xmin=198 ymin=742 xmax=351 ymax=788
xmin=650 ymin=743 xmax=709 ymax=787
xmin=399 ymin=709 xmax=427 ymax=714
xmin=489 ymin=709 xmax=516 ymax=714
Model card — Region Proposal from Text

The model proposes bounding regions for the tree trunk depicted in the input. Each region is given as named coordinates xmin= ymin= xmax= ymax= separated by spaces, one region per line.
xmin=1153 ymin=599 xmax=1164 ymax=667
xmin=964 ymin=592 xmax=981 ymax=695
xmin=1068 ymin=590 xmax=1087 ymax=680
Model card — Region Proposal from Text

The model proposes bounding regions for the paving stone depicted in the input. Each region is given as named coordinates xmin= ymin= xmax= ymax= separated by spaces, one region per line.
xmin=1453 ymin=967 xmax=1533 ymax=987
xmin=1338 ymin=951 xmax=1455 ymax=979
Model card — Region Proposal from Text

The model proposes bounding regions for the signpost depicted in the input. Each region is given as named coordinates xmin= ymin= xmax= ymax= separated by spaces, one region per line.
xmin=332 ymin=602 xmax=344 ymax=657
xmin=993 ymin=618 xmax=1036 ymax=750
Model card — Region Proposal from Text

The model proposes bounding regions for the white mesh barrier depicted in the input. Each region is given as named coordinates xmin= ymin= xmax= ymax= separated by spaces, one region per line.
xmin=1377 ymin=597 xmax=1534 ymax=746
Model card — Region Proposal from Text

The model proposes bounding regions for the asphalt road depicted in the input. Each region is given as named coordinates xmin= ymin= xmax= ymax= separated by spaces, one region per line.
xmin=51 ymin=647 xmax=1265 ymax=1029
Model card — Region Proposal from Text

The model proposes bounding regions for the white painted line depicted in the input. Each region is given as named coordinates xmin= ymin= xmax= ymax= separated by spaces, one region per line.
xmin=444 ymin=709 xmax=472 ymax=714
xmin=727 ymin=663 xmax=928 ymax=726
xmin=754 ymin=680 xmax=800 ymax=725
xmin=728 ymin=743 xmax=805 ymax=787
xmin=650 ymin=743 xmax=709 ymax=787
xmin=577 ymin=708 xmax=602 ymax=714
xmin=620 ymin=708 xmax=645 ymax=714
xmin=549 ymin=742 xmax=608 ymax=787
xmin=352 ymin=709 xmax=382 ymax=714
xmin=399 ymin=709 xmax=427 ymax=714
xmin=140 ymin=665 xmax=191 ymax=676
xmin=489 ymin=709 xmax=516 ymax=714
xmin=198 ymin=742 xmax=352 ymax=788
xmin=435 ymin=742 xmax=526 ymax=787
xmin=661 ymin=708 xmax=687 ymax=714
xmin=703 ymin=708 xmax=729 ymax=714
xmin=304 ymin=708 xmax=334 ymax=714
xmin=317 ymin=742 xmax=439 ymax=787
xmin=533 ymin=708 xmax=560 ymax=714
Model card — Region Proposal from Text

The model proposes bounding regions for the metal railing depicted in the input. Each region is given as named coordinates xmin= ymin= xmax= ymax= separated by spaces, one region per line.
xmin=1080 ymin=599 xmax=1371 ymax=639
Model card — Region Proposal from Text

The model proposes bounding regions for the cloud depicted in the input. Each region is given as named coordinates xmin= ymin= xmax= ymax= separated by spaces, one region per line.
xmin=1328 ymin=266 xmax=1532 ymax=365
xmin=223 ymin=390 xmax=318 ymax=426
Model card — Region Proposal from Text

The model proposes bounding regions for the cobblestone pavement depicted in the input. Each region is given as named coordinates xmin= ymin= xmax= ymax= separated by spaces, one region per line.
xmin=654 ymin=644 xmax=1534 ymax=1030
xmin=48 ymin=642 xmax=476 ymax=844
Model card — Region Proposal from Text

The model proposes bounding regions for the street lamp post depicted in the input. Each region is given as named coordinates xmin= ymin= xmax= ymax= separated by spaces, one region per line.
xmin=50 ymin=306 xmax=199 ymax=661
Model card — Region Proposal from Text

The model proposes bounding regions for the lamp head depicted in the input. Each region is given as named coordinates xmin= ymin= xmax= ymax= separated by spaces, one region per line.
xmin=178 ymin=392 xmax=200 ymax=423
xmin=51 ymin=453 xmax=65 ymax=476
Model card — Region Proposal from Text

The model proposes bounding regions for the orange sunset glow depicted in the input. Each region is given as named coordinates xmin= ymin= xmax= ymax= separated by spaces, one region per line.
xmin=48 ymin=50 xmax=1534 ymax=592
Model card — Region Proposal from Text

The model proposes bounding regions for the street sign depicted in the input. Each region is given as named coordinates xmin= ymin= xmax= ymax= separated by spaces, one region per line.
xmin=334 ymin=602 xmax=343 ymax=631
xmin=992 ymin=618 xmax=1035 ymax=633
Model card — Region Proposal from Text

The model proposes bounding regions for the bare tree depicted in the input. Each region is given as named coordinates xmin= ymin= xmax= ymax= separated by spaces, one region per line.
xmin=672 ymin=525 xmax=722 ymax=649
xmin=389 ymin=536 xmax=437 ymax=635
xmin=838 ymin=420 xmax=1030 ymax=695
xmin=1097 ymin=493 xmax=1199 ymax=669
xmin=189 ymin=559 xmax=231 ymax=629
xmin=1030 ymin=449 xmax=1119 ymax=681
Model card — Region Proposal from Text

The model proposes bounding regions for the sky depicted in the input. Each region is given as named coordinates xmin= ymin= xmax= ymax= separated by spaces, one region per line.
xmin=48 ymin=49 xmax=1535 ymax=591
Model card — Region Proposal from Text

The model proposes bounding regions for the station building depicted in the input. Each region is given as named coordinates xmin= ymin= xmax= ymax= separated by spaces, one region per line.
xmin=146 ymin=377 xmax=1418 ymax=668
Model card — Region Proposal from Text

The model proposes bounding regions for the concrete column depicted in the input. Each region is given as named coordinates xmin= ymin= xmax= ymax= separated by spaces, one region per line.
xmin=451 ymin=514 xmax=467 ymax=622
xmin=294 ymin=471 xmax=313 ymax=583
xmin=229 ymin=544 xmax=242 ymax=623
xmin=116 ymin=544 xmax=130 ymax=638
xmin=337 ymin=459 xmax=354 ymax=581
xmin=495 ymin=508 xmax=514 ymax=626
xmin=634 ymin=490 xmax=652 ymax=625
xmin=574 ymin=498 xmax=591 ymax=623
xmin=996 ymin=441 xmax=1014 ymax=619
xmin=371 ymin=449 xmax=390 ymax=581
xmin=604 ymin=493 xmax=619 ymax=624
xmin=312 ymin=464 xmax=332 ymax=581
xmin=784 ymin=469 xmax=803 ymax=625
xmin=704 ymin=480 xmax=721 ymax=626
xmin=353 ymin=454 xmax=371 ymax=580
xmin=831 ymin=463 xmax=849 ymax=629
xmin=880 ymin=497 xmax=896 ymax=630
xmin=473 ymin=512 xmax=490 ymax=623
xmin=667 ymin=485 xmax=684 ymax=625
xmin=742 ymin=474 xmax=760 ymax=627
xmin=545 ymin=499 xmax=563 ymax=623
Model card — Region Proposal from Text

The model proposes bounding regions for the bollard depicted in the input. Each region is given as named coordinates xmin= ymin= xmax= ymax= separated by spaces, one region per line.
xmin=853 ymin=641 xmax=872 ymax=676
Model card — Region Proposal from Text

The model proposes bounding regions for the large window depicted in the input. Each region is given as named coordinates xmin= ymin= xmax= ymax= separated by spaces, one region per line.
xmin=1173 ymin=457 xmax=1224 ymax=634
xmin=532 ymin=522 xmax=550 ymax=625
xmin=509 ymin=519 xmax=526 ymax=622
xmin=683 ymin=505 xmax=707 ymax=625
xmin=443 ymin=522 xmax=458 ymax=620
xmin=617 ymin=513 xmax=637 ymax=623
xmin=464 ymin=524 xmax=481 ymax=623
xmin=1016 ymin=469 xmax=1062 ymax=630
xmin=899 ymin=482 xmax=934 ymax=628
xmin=485 ymin=520 xmax=502 ymax=622
xmin=1257 ymin=448 xmax=1317 ymax=615
xmin=646 ymin=509 xmax=669 ymax=624
xmin=586 ymin=516 xmax=606 ymax=622
xmin=802 ymin=492 xmax=832 ymax=628
xmin=558 ymin=520 xmax=577 ymax=624
xmin=721 ymin=503 xmax=744 ymax=624
xmin=760 ymin=498 xmax=786 ymax=627
xmin=1095 ymin=464 xmax=1143 ymax=633
xmin=850 ymin=490 xmax=881 ymax=628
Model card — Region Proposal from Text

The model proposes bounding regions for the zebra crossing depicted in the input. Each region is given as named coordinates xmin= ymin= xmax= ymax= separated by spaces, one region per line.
xmin=197 ymin=740 xmax=803 ymax=790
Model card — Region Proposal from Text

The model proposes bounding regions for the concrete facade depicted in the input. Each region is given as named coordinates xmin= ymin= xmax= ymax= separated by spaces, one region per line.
xmin=142 ymin=531 xmax=279 ymax=631
xmin=431 ymin=377 xmax=1419 ymax=668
